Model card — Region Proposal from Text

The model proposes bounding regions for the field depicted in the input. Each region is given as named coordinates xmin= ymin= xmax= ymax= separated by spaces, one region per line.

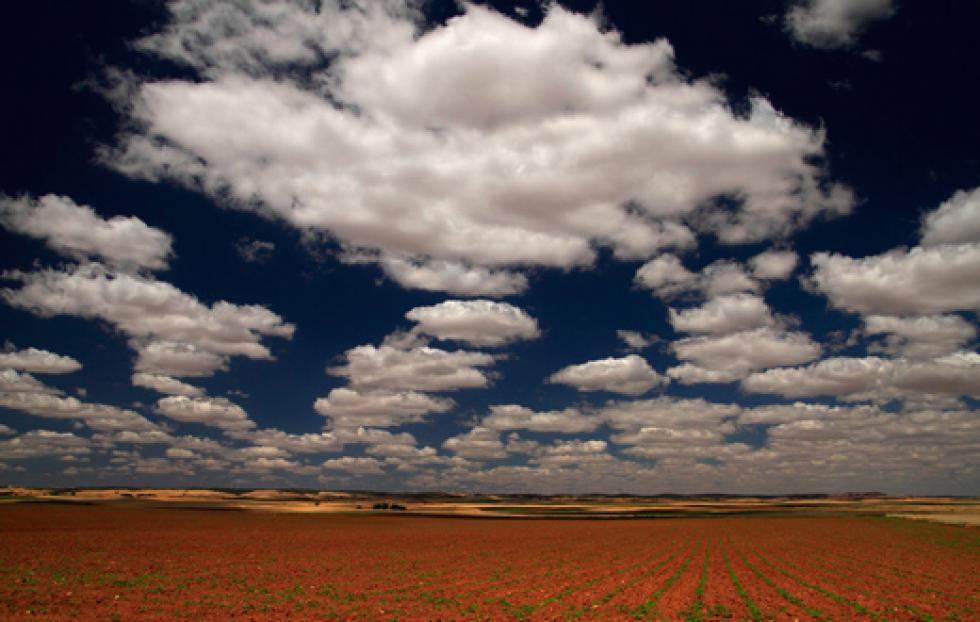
xmin=1 ymin=503 xmax=977 ymax=620
xmin=4 ymin=487 xmax=980 ymax=525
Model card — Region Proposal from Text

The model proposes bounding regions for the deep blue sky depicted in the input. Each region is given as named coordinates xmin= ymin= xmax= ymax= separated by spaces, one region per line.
xmin=1 ymin=0 xmax=977 ymax=493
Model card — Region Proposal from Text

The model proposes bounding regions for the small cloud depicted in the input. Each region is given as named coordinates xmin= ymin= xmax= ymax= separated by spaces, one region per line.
xmin=616 ymin=330 xmax=659 ymax=351
xmin=236 ymin=238 xmax=275 ymax=263
xmin=861 ymin=49 xmax=883 ymax=62
xmin=784 ymin=0 xmax=895 ymax=50
xmin=227 ymin=389 xmax=250 ymax=399
xmin=549 ymin=355 xmax=667 ymax=396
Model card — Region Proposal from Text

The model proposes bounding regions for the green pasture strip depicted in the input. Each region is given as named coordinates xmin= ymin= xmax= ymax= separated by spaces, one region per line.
xmin=875 ymin=516 xmax=980 ymax=553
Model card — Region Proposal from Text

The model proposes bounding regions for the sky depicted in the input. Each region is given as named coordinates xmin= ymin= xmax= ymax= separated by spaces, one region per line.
xmin=0 ymin=0 xmax=978 ymax=494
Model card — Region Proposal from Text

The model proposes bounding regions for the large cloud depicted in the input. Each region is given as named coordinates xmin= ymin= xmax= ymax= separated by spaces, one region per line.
xmin=0 ymin=369 xmax=64 ymax=395
xmin=730 ymin=403 xmax=979 ymax=492
xmin=739 ymin=401 xmax=881 ymax=426
xmin=784 ymin=0 xmax=895 ymax=49
xmin=810 ymin=187 xmax=980 ymax=316
xmin=669 ymin=327 xmax=821 ymax=383
xmin=0 ymin=430 xmax=92 ymax=461
xmin=107 ymin=1 xmax=851 ymax=293
xmin=548 ymin=354 xmax=667 ymax=396
xmin=327 ymin=344 xmax=495 ymax=392
xmin=0 ymin=391 xmax=164 ymax=434
xmin=0 ymin=194 xmax=173 ymax=271
xmin=633 ymin=254 xmax=696 ymax=298
xmin=0 ymin=367 xmax=169 ymax=441
xmin=322 ymin=456 xmax=385 ymax=475
xmin=365 ymin=256 xmax=528 ymax=297
xmin=669 ymin=293 xmax=774 ymax=335
xmin=239 ymin=428 xmax=341 ymax=454
xmin=405 ymin=299 xmax=540 ymax=347
xmin=920 ymin=186 xmax=980 ymax=247
xmin=599 ymin=396 xmax=741 ymax=432
xmin=863 ymin=315 xmax=976 ymax=359
xmin=742 ymin=353 xmax=980 ymax=402
xmin=532 ymin=439 xmax=610 ymax=468
xmin=0 ymin=346 xmax=81 ymax=374
xmin=481 ymin=404 xmax=599 ymax=434
xmin=442 ymin=426 xmax=509 ymax=461
xmin=635 ymin=256 xmax=761 ymax=300
xmin=2 ymin=263 xmax=294 ymax=377
xmin=313 ymin=387 xmax=454 ymax=428
xmin=155 ymin=395 xmax=255 ymax=431
xmin=810 ymin=244 xmax=980 ymax=315
xmin=131 ymin=341 xmax=230 ymax=378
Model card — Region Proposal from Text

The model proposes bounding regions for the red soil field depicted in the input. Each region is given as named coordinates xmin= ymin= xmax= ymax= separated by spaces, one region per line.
xmin=0 ymin=505 xmax=976 ymax=620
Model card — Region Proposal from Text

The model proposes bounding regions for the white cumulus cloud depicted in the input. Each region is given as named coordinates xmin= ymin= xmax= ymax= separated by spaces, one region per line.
xmin=405 ymin=299 xmax=540 ymax=347
xmin=2 ymin=263 xmax=294 ymax=377
xmin=0 ymin=346 xmax=81 ymax=374
xmin=155 ymin=395 xmax=255 ymax=431
xmin=749 ymin=249 xmax=799 ymax=280
xmin=322 ymin=455 xmax=385 ymax=475
xmin=669 ymin=327 xmax=822 ymax=384
xmin=920 ymin=186 xmax=980 ymax=247
xmin=742 ymin=354 xmax=980 ymax=403
xmin=616 ymin=330 xmax=659 ymax=351
xmin=784 ymin=0 xmax=895 ymax=49
xmin=669 ymin=293 xmax=774 ymax=335
xmin=314 ymin=387 xmax=454 ymax=428
xmin=0 ymin=369 xmax=63 ymax=395
xmin=0 ymin=391 xmax=163 ymax=434
xmin=481 ymin=404 xmax=599 ymax=434
xmin=810 ymin=244 xmax=980 ymax=315
xmin=107 ymin=1 xmax=852 ymax=294
xmin=131 ymin=372 xmax=204 ymax=397
xmin=369 ymin=255 xmax=529 ymax=297
xmin=328 ymin=344 xmax=495 ymax=392
xmin=863 ymin=315 xmax=976 ymax=359
xmin=548 ymin=354 xmax=666 ymax=396
xmin=442 ymin=426 xmax=509 ymax=461
xmin=635 ymin=256 xmax=761 ymax=300
xmin=0 ymin=194 xmax=173 ymax=271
